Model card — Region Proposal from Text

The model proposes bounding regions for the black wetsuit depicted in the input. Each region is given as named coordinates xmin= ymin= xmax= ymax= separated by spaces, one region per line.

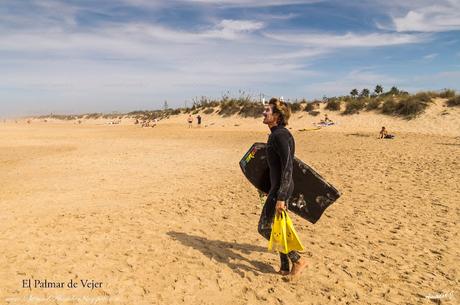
xmin=258 ymin=124 xmax=300 ymax=271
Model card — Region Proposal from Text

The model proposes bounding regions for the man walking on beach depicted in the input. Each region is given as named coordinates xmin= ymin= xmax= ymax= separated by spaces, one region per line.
xmin=259 ymin=97 xmax=307 ymax=277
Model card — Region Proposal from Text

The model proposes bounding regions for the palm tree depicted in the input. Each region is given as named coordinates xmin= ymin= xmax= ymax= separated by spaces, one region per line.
xmin=389 ymin=86 xmax=400 ymax=95
xmin=360 ymin=88 xmax=370 ymax=98
xmin=350 ymin=89 xmax=358 ymax=98
xmin=374 ymin=85 xmax=383 ymax=95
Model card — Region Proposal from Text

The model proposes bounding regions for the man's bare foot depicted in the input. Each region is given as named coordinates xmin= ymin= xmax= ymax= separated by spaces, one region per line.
xmin=278 ymin=269 xmax=290 ymax=276
xmin=290 ymin=258 xmax=307 ymax=277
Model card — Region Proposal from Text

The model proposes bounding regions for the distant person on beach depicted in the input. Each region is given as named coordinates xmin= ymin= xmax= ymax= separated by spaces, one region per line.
xmin=187 ymin=115 xmax=193 ymax=128
xmin=197 ymin=115 xmax=202 ymax=127
xmin=379 ymin=126 xmax=395 ymax=139
xmin=259 ymin=97 xmax=307 ymax=277
xmin=317 ymin=113 xmax=334 ymax=126
xmin=321 ymin=114 xmax=332 ymax=124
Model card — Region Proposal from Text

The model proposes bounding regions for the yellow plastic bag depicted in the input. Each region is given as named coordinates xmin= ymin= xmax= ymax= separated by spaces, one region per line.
xmin=268 ymin=211 xmax=304 ymax=254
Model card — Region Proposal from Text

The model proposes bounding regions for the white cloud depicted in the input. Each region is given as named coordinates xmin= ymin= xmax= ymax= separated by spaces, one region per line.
xmin=216 ymin=19 xmax=264 ymax=32
xmin=181 ymin=0 xmax=322 ymax=7
xmin=255 ymin=12 xmax=299 ymax=21
xmin=202 ymin=19 xmax=265 ymax=39
xmin=381 ymin=2 xmax=460 ymax=32
xmin=423 ymin=53 xmax=438 ymax=60
xmin=264 ymin=32 xmax=427 ymax=48
xmin=0 ymin=18 xmax=266 ymax=57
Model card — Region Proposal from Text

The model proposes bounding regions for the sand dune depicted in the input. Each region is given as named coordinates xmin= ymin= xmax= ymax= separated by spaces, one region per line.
xmin=1 ymin=102 xmax=459 ymax=304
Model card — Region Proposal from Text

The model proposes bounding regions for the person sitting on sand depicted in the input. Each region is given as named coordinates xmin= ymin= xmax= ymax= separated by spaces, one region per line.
xmin=259 ymin=97 xmax=307 ymax=278
xmin=317 ymin=114 xmax=334 ymax=126
xmin=379 ymin=126 xmax=394 ymax=139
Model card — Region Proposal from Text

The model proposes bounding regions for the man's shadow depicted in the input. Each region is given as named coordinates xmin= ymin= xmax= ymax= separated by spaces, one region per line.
xmin=167 ymin=231 xmax=276 ymax=277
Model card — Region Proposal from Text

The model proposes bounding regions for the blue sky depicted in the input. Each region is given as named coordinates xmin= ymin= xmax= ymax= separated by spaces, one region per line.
xmin=1 ymin=0 xmax=460 ymax=116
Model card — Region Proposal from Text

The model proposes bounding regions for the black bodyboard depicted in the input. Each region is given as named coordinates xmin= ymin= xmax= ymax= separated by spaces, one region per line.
xmin=240 ymin=142 xmax=341 ymax=224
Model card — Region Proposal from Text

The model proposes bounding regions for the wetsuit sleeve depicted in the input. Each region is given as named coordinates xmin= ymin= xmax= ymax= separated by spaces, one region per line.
xmin=273 ymin=133 xmax=293 ymax=201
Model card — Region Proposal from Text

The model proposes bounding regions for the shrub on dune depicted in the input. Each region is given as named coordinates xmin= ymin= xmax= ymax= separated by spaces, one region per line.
xmin=305 ymin=102 xmax=317 ymax=112
xmin=394 ymin=92 xmax=432 ymax=118
xmin=447 ymin=95 xmax=460 ymax=107
xmin=366 ymin=98 xmax=381 ymax=110
xmin=439 ymin=89 xmax=456 ymax=99
xmin=325 ymin=98 xmax=341 ymax=111
xmin=343 ymin=99 xmax=366 ymax=114
xmin=239 ymin=102 xmax=264 ymax=118
xmin=381 ymin=98 xmax=398 ymax=114
xmin=289 ymin=102 xmax=302 ymax=113
xmin=219 ymin=100 xmax=241 ymax=117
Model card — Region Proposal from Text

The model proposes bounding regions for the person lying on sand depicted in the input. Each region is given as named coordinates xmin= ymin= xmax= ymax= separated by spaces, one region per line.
xmin=259 ymin=97 xmax=307 ymax=278
xmin=379 ymin=126 xmax=395 ymax=139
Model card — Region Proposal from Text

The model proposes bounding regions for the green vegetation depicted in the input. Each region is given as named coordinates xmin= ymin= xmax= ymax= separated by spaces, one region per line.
xmin=447 ymin=95 xmax=460 ymax=107
xmin=350 ymin=89 xmax=358 ymax=98
xmin=374 ymin=85 xmax=383 ymax=96
xmin=33 ymin=86 xmax=456 ymax=122
xmin=381 ymin=98 xmax=398 ymax=114
xmin=393 ymin=93 xmax=432 ymax=118
xmin=219 ymin=100 xmax=241 ymax=117
xmin=343 ymin=99 xmax=366 ymax=115
xmin=366 ymin=98 xmax=381 ymax=110
xmin=305 ymin=102 xmax=318 ymax=112
xmin=239 ymin=102 xmax=264 ymax=118
xmin=359 ymin=88 xmax=370 ymax=98
xmin=440 ymin=89 xmax=456 ymax=98
xmin=289 ymin=101 xmax=302 ymax=113
xmin=325 ymin=98 xmax=341 ymax=111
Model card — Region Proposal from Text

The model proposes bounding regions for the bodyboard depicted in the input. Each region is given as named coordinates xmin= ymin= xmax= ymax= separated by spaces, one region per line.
xmin=240 ymin=142 xmax=341 ymax=224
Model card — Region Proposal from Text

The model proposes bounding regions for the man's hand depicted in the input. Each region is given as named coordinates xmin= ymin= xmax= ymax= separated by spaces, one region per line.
xmin=275 ymin=201 xmax=286 ymax=215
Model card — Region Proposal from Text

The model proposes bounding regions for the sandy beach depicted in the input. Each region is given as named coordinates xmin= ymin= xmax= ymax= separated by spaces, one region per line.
xmin=1 ymin=105 xmax=459 ymax=304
